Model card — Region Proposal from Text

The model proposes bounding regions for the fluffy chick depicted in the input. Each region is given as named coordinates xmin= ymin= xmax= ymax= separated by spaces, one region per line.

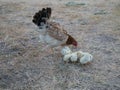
xmin=61 ymin=46 xmax=72 ymax=55
xmin=63 ymin=54 xmax=72 ymax=62
xmin=77 ymin=51 xmax=93 ymax=64
xmin=70 ymin=52 xmax=78 ymax=62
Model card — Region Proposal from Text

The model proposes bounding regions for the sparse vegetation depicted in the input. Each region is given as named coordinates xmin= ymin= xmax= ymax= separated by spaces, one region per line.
xmin=0 ymin=0 xmax=120 ymax=90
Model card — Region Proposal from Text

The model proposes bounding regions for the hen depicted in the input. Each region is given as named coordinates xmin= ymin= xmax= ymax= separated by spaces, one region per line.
xmin=32 ymin=7 xmax=78 ymax=52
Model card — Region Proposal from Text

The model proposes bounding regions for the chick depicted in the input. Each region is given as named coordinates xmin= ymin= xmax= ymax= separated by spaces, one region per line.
xmin=61 ymin=47 xmax=93 ymax=64
xmin=61 ymin=46 xmax=72 ymax=55
xmin=70 ymin=52 xmax=78 ymax=62
xmin=78 ymin=52 xmax=93 ymax=64
xmin=63 ymin=54 xmax=72 ymax=62
xmin=63 ymin=51 xmax=78 ymax=62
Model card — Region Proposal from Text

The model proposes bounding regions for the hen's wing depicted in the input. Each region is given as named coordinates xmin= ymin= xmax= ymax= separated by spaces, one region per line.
xmin=47 ymin=22 xmax=68 ymax=41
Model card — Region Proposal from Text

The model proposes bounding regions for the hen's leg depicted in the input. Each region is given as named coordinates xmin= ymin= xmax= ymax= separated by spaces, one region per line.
xmin=38 ymin=35 xmax=44 ymax=43
xmin=53 ymin=47 xmax=63 ymax=59
xmin=41 ymin=45 xmax=54 ymax=54
xmin=41 ymin=45 xmax=49 ymax=51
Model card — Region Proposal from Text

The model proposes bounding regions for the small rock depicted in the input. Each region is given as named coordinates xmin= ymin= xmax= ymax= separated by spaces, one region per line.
xmin=65 ymin=2 xmax=85 ymax=7
xmin=94 ymin=10 xmax=107 ymax=15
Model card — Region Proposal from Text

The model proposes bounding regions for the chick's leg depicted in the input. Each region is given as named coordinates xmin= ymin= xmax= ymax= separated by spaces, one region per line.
xmin=52 ymin=47 xmax=63 ymax=59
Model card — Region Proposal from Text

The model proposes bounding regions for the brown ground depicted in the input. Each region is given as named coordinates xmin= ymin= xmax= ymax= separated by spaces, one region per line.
xmin=0 ymin=0 xmax=120 ymax=90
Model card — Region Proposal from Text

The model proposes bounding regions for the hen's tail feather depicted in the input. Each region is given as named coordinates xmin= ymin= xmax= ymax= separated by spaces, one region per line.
xmin=32 ymin=7 xmax=52 ymax=26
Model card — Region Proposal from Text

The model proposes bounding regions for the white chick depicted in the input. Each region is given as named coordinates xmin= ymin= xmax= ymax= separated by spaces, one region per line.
xmin=79 ymin=52 xmax=93 ymax=64
xmin=70 ymin=52 xmax=78 ymax=62
xmin=63 ymin=54 xmax=72 ymax=62
xmin=61 ymin=46 xmax=72 ymax=55
xmin=63 ymin=52 xmax=78 ymax=62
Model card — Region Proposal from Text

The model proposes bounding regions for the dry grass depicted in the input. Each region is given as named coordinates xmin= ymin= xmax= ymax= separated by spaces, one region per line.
xmin=0 ymin=0 xmax=120 ymax=90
